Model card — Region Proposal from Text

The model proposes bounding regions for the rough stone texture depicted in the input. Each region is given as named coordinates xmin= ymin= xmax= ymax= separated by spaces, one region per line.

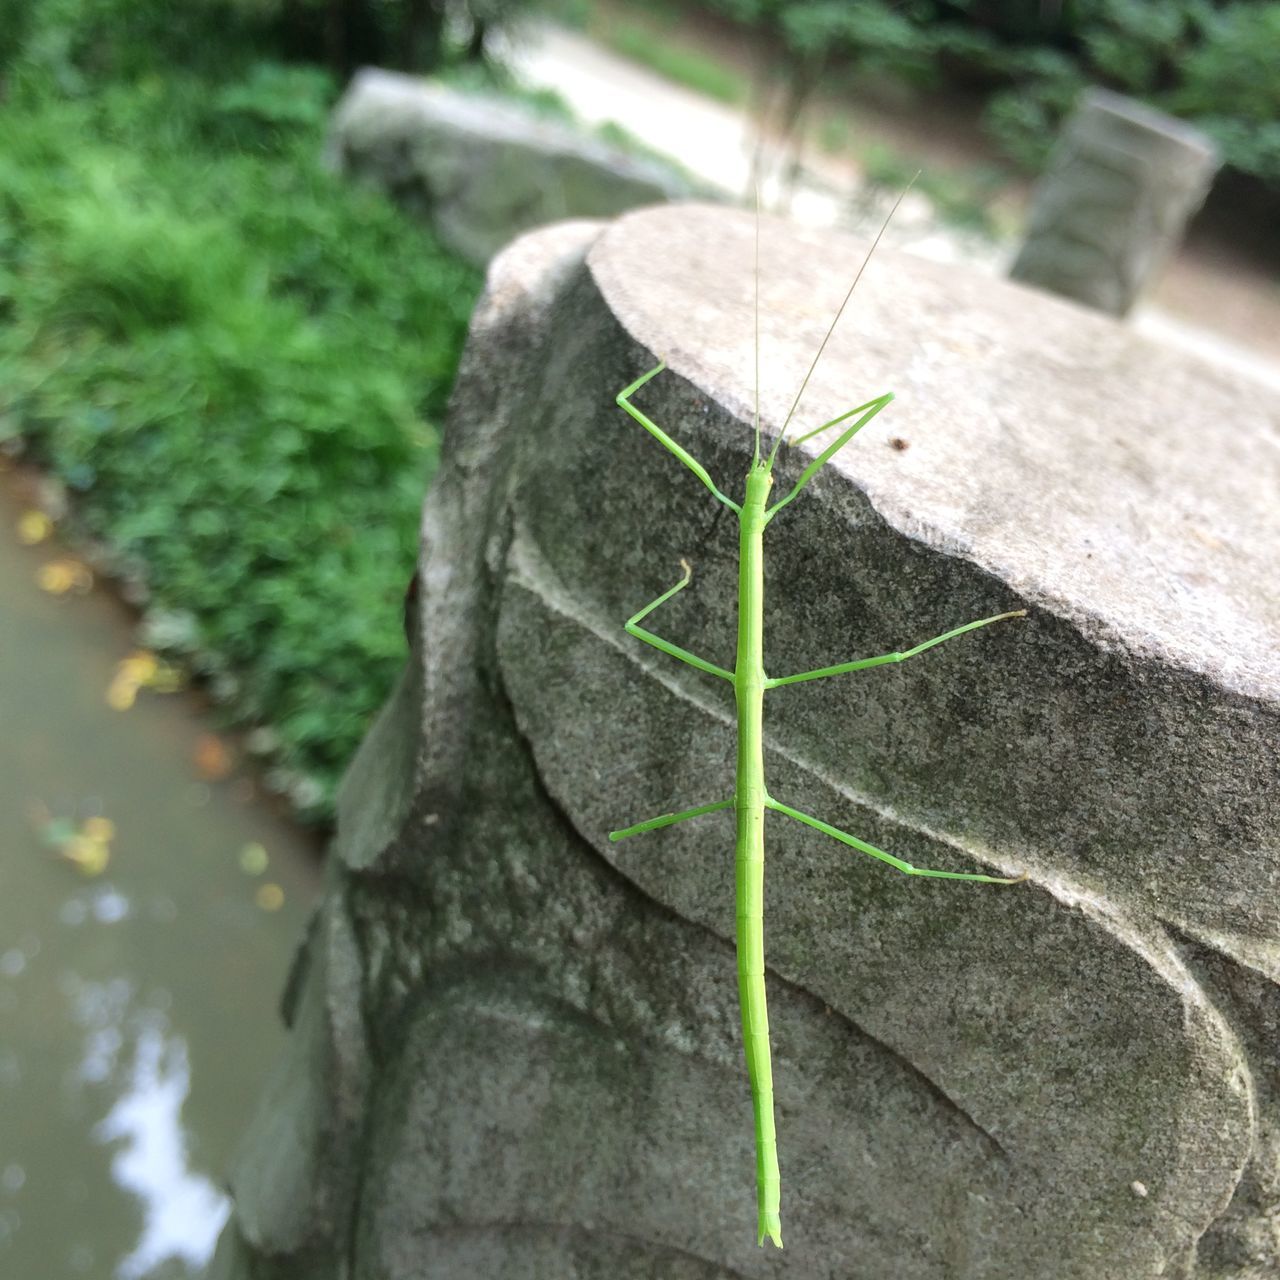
xmin=1010 ymin=88 xmax=1220 ymax=317
xmin=328 ymin=69 xmax=709 ymax=267
xmin=209 ymin=889 xmax=370 ymax=1280
xmin=212 ymin=204 xmax=1279 ymax=1279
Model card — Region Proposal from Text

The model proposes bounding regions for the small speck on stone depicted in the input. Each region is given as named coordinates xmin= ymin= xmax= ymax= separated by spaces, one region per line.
xmin=1130 ymin=1180 xmax=1148 ymax=1198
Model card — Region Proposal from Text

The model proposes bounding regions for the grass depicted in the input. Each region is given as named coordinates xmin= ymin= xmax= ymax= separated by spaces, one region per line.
xmin=577 ymin=0 xmax=746 ymax=107
xmin=856 ymin=141 xmax=1008 ymax=237
xmin=0 ymin=64 xmax=483 ymax=819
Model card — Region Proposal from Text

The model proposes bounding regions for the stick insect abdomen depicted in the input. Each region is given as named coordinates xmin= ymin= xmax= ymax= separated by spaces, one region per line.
xmin=733 ymin=465 xmax=783 ymax=1248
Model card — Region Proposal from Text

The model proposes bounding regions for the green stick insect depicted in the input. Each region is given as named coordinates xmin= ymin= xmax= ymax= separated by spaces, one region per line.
xmin=607 ymin=200 xmax=1027 ymax=1250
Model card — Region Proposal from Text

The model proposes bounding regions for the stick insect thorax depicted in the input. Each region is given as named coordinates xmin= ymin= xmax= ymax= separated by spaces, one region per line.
xmin=609 ymin=195 xmax=1026 ymax=1251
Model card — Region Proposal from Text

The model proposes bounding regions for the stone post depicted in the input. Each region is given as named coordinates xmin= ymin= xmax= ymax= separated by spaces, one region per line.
xmin=327 ymin=69 xmax=711 ymax=267
xmin=1009 ymin=88 xmax=1220 ymax=316
xmin=211 ymin=205 xmax=1279 ymax=1279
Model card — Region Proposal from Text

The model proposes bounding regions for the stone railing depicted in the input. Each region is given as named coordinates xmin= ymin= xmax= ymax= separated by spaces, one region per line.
xmin=211 ymin=204 xmax=1279 ymax=1280
xmin=1010 ymin=88 xmax=1219 ymax=317
xmin=328 ymin=69 xmax=709 ymax=267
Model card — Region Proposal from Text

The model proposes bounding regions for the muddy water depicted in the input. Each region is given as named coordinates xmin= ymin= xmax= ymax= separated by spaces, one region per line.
xmin=0 ymin=469 xmax=322 ymax=1278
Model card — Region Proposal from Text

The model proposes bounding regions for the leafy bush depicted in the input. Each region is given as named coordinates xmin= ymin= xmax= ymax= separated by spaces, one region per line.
xmin=689 ymin=0 xmax=1280 ymax=190
xmin=1173 ymin=3 xmax=1280 ymax=179
xmin=1 ymin=0 xmax=547 ymax=85
xmin=604 ymin=20 xmax=746 ymax=103
xmin=981 ymin=46 xmax=1086 ymax=171
xmin=1 ymin=0 xmax=257 ymax=87
xmin=1177 ymin=3 xmax=1280 ymax=119
xmin=0 ymin=70 xmax=482 ymax=817
xmin=780 ymin=1 xmax=934 ymax=83
xmin=857 ymin=143 xmax=1005 ymax=236
xmin=982 ymin=1 xmax=1280 ymax=184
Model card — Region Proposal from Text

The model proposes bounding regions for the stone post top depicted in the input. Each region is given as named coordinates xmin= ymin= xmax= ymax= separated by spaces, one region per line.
xmin=337 ymin=67 xmax=564 ymax=145
xmin=587 ymin=202 xmax=1280 ymax=702
xmin=332 ymin=66 xmax=694 ymax=184
xmin=1074 ymin=85 xmax=1220 ymax=159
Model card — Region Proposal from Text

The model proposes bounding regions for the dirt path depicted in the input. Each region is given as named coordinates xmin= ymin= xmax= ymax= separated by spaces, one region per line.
xmin=503 ymin=21 xmax=1280 ymax=392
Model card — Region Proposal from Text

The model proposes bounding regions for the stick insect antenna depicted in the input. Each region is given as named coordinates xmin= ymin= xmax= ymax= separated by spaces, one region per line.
xmin=764 ymin=173 xmax=919 ymax=473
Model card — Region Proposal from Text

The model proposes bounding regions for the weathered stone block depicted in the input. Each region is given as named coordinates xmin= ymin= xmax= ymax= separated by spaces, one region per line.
xmin=328 ymin=69 xmax=708 ymax=266
xmin=214 ymin=204 xmax=1279 ymax=1279
xmin=1010 ymin=87 xmax=1220 ymax=316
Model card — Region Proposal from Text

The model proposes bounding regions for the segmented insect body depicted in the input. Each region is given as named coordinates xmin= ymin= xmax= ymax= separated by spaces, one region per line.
xmin=608 ymin=211 xmax=1025 ymax=1249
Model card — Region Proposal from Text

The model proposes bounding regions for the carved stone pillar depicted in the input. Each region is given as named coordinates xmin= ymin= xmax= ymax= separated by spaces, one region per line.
xmin=1010 ymin=88 xmax=1220 ymax=316
xmin=213 ymin=204 xmax=1278 ymax=1279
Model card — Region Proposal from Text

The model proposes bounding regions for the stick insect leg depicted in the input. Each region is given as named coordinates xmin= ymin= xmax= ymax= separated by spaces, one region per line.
xmin=765 ymin=394 xmax=894 ymax=522
xmin=625 ymin=559 xmax=734 ymax=682
xmin=617 ymin=361 xmax=742 ymax=514
xmin=767 ymin=610 xmax=1027 ymax=688
xmin=765 ymin=796 xmax=1025 ymax=883
xmin=610 ymin=798 xmax=734 ymax=843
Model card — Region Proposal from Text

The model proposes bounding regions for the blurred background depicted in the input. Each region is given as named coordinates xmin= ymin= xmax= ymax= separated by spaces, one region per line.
xmin=0 ymin=1 xmax=1276 ymax=1276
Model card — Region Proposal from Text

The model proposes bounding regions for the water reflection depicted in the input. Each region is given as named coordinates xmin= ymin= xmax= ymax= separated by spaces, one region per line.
xmin=94 ymin=1021 xmax=230 ymax=1278
xmin=0 ymin=469 xmax=322 ymax=1277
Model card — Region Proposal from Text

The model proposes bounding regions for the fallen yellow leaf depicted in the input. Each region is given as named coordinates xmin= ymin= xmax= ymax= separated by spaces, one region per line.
xmin=106 ymin=675 xmax=139 ymax=710
xmin=119 ymin=651 xmax=159 ymax=682
xmin=82 ymin=816 xmax=116 ymax=842
xmin=112 ymin=650 xmax=182 ymax=694
xmin=61 ymin=834 xmax=110 ymax=876
xmin=37 ymin=559 xmax=93 ymax=595
xmin=254 ymin=883 xmax=284 ymax=912
xmin=106 ymin=651 xmax=183 ymax=708
xmin=17 ymin=510 xmax=53 ymax=545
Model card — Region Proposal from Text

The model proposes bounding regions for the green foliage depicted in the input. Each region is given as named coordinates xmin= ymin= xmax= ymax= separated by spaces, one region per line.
xmin=545 ymin=0 xmax=592 ymax=25
xmin=1 ymin=0 xmax=548 ymax=86
xmin=690 ymin=0 xmax=1280 ymax=188
xmin=1177 ymin=3 xmax=1280 ymax=119
xmin=780 ymin=1 xmax=935 ymax=82
xmin=1080 ymin=0 xmax=1201 ymax=89
xmin=1 ymin=0 xmax=259 ymax=87
xmin=0 ymin=69 xmax=482 ymax=818
xmin=604 ymin=20 xmax=745 ymax=103
xmin=703 ymin=0 xmax=940 ymax=84
xmin=981 ymin=46 xmax=1085 ymax=171
xmin=981 ymin=0 xmax=1280 ymax=183
xmin=209 ymin=63 xmax=337 ymax=139
xmin=1173 ymin=4 xmax=1280 ymax=176
xmin=857 ymin=143 xmax=1004 ymax=236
